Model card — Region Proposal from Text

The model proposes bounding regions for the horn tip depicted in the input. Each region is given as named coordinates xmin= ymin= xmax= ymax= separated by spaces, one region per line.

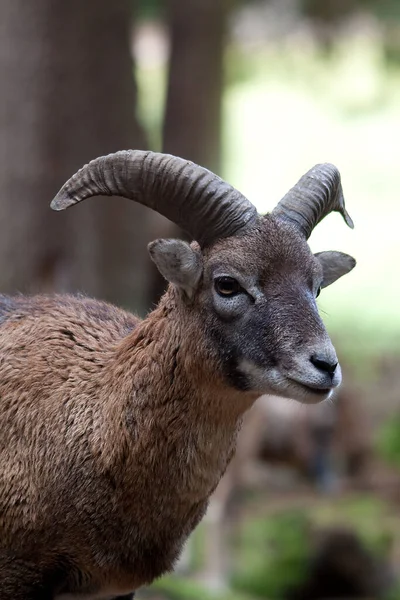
xmin=50 ymin=192 xmax=74 ymax=211
xmin=343 ymin=211 xmax=354 ymax=229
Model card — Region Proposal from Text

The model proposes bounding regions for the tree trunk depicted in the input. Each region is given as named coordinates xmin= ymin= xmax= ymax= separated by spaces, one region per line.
xmin=162 ymin=0 xmax=228 ymax=173
xmin=0 ymin=0 xmax=152 ymax=314
xmin=148 ymin=0 xmax=229 ymax=303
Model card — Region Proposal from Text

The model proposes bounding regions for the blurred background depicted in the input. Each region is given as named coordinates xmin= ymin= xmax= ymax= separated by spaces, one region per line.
xmin=1 ymin=0 xmax=400 ymax=598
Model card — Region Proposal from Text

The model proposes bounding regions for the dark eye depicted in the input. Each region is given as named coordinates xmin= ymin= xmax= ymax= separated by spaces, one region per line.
xmin=215 ymin=276 xmax=242 ymax=297
xmin=316 ymin=286 xmax=321 ymax=298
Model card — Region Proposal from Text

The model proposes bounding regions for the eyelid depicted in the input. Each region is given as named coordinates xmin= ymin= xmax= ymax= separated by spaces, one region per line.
xmin=214 ymin=271 xmax=241 ymax=281
xmin=213 ymin=272 xmax=254 ymax=290
xmin=215 ymin=276 xmax=242 ymax=294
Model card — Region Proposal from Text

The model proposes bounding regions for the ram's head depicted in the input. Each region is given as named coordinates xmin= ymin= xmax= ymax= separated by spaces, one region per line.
xmin=52 ymin=151 xmax=355 ymax=403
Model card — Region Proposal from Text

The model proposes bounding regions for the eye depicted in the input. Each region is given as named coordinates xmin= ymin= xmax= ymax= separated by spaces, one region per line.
xmin=316 ymin=286 xmax=321 ymax=298
xmin=215 ymin=276 xmax=242 ymax=297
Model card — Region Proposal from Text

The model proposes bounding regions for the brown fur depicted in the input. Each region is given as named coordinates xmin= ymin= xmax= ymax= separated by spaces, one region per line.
xmin=0 ymin=292 xmax=255 ymax=598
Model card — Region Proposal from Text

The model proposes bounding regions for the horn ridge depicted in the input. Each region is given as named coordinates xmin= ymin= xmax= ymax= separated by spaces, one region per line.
xmin=272 ymin=163 xmax=354 ymax=238
xmin=51 ymin=150 xmax=258 ymax=246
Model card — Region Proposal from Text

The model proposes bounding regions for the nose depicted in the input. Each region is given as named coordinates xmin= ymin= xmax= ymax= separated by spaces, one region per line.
xmin=310 ymin=353 xmax=338 ymax=377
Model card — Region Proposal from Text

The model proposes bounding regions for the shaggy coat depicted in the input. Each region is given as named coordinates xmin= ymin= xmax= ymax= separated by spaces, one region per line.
xmin=0 ymin=292 xmax=254 ymax=598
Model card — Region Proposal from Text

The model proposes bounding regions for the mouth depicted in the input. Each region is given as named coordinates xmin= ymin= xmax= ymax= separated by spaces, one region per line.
xmin=288 ymin=378 xmax=333 ymax=397
xmin=286 ymin=377 xmax=336 ymax=403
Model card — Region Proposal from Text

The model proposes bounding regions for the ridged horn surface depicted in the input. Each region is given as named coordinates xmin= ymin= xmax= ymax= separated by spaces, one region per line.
xmin=272 ymin=163 xmax=354 ymax=238
xmin=51 ymin=150 xmax=258 ymax=246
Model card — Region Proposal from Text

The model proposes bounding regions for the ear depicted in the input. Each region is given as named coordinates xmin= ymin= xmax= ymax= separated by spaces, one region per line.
xmin=315 ymin=251 xmax=356 ymax=288
xmin=148 ymin=239 xmax=202 ymax=299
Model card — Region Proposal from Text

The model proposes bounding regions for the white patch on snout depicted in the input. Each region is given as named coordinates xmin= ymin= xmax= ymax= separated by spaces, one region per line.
xmin=238 ymin=359 xmax=338 ymax=404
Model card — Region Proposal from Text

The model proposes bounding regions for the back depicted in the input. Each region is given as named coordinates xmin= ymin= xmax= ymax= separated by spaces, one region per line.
xmin=0 ymin=294 xmax=139 ymax=540
xmin=0 ymin=293 xmax=139 ymax=400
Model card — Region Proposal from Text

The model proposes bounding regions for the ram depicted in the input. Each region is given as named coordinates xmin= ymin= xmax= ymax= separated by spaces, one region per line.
xmin=0 ymin=150 xmax=355 ymax=599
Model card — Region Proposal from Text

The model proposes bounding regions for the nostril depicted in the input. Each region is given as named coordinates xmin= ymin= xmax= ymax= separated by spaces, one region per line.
xmin=310 ymin=353 xmax=338 ymax=376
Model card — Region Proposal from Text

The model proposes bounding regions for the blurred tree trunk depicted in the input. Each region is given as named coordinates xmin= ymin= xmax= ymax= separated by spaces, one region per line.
xmin=302 ymin=0 xmax=359 ymax=22
xmin=0 ymin=0 xmax=152 ymax=314
xmin=162 ymin=0 xmax=228 ymax=173
xmin=149 ymin=0 xmax=230 ymax=303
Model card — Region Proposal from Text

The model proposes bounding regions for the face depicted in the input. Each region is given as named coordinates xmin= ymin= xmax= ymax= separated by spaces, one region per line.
xmin=197 ymin=217 xmax=344 ymax=404
xmin=149 ymin=215 xmax=355 ymax=405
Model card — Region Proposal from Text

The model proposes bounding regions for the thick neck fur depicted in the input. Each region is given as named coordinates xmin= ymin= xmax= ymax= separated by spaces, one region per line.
xmin=100 ymin=289 xmax=256 ymax=511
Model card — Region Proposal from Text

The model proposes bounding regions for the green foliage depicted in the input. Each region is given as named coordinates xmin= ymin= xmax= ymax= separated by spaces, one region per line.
xmin=231 ymin=511 xmax=310 ymax=598
xmin=384 ymin=583 xmax=400 ymax=600
xmin=377 ymin=415 xmax=400 ymax=469
xmin=364 ymin=0 xmax=400 ymax=21
xmin=313 ymin=495 xmax=394 ymax=560
xmin=231 ymin=499 xmax=394 ymax=598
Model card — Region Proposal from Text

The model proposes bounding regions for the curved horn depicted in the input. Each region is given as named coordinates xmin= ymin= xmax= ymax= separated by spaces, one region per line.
xmin=271 ymin=163 xmax=354 ymax=238
xmin=51 ymin=150 xmax=258 ymax=247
